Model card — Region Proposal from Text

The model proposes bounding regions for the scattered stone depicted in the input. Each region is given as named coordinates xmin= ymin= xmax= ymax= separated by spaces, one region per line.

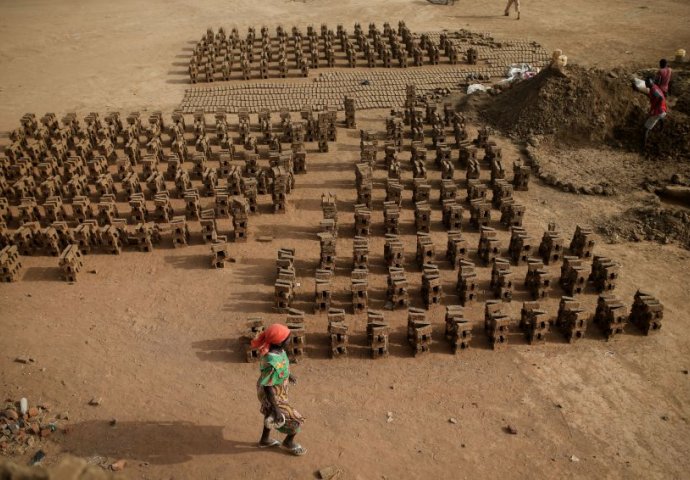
xmin=87 ymin=269 xmax=97 ymax=274
xmin=386 ymin=411 xmax=394 ymax=423
xmin=318 ymin=465 xmax=342 ymax=480
xmin=570 ymin=455 xmax=580 ymax=462
xmin=257 ymin=236 xmax=273 ymax=242
xmin=110 ymin=459 xmax=127 ymax=471
xmin=58 ymin=411 xmax=69 ymax=420
xmin=14 ymin=356 xmax=34 ymax=364
xmin=504 ymin=424 xmax=518 ymax=435
xmin=88 ymin=397 xmax=102 ymax=406
xmin=448 ymin=418 xmax=458 ymax=424
xmin=39 ymin=429 xmax=51 ymax=438
xmin=3 ymin=409 xmax=19 ymax=421
xmin=19 ymin=398 xmax=28 ymax=415
xmin=682 ymin=370 xmax=689 ymax=375
xmin=28 ymin=407 xmax=39 ymax=418
xmin=109 ymin=418 xmax=117 ymax=427
xmin=30 ymin=450 xmax=46 ymax=465
xmin=661 ymin=414 xmax=670 ymax=421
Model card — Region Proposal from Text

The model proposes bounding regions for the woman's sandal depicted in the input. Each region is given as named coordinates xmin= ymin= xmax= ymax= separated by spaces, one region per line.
xmin=283 ymin=443 xmax=307 ymax=456
xmin=258 ymin=439 xmax=281 ymax=448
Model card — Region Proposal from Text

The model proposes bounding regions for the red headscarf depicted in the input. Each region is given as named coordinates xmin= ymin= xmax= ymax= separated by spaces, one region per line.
xmin=251 ymin=323 xmax=291 ymax=356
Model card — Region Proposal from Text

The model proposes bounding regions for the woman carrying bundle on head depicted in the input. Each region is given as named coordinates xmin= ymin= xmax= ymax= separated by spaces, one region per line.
xmin=252 ymin=323 xmax=306 ymax=456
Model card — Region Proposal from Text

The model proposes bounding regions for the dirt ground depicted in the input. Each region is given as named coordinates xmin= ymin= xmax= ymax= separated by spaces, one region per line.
xmin=2 ymin=1 xmax=690 ymax=479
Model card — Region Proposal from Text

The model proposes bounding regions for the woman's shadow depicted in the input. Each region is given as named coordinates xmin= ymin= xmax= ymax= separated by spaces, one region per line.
xmin=58 ymin=420 xmax=286 ymax=464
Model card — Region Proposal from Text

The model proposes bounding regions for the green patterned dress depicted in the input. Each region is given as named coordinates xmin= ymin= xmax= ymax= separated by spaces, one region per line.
xmin=256 ymin=350 xmax=304 ymax=435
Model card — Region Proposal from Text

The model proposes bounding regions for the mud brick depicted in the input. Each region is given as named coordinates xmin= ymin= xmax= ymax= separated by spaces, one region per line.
xmin=484 ymin=300 xmax=510 ymax=350
xmin=384 ymin=234 xmax=404 ymax=268
xmin=490 ymin=158 xmax=506 ymax=187
xmin=43 ymin=195 xmax=67 ymax=223
xmin=416 ymin=232 xmax=435 ymax=267
xmin=0 ymin=245 xmax=23 ymax=282
xmin=18 ymin=197 xmax=41 ymax=225
xmin=457 ymin=260 xmax=478 ymax=306
xmin=367 ymin=311 xmax=389 ymax=359
xmin=201 ymin=167 xmax=218 ymax=196
xmin=355 ymin=163 xmax=373 ymax=208
xmin=351 ymin=268 xmax=369 ymax=314
xmin=442 ymin=200 xmax=463 ymax=231
xmin=170 ymin=216 xmax=190 ymax=248
xmin=490 ymin=258 xmax=513 ymax=301
xmin=412 ymin=178 xmax=431 ymax=203
xmin=200 ymin=209 xmax=218 ymax=244
xmin=73 ymin=221 xmax=96 ymax=254
xmin=231 ymin=196 xmax=250 ymax=242
xmin=629 ymin=290 xmax=663 ymax=335
xmin=318 ymin=231 xmax=336 ymax=270
xmin=292 ymin=145 xmax=307 ymax=174
xmin=500 ymin=199 xmax=525 ymax=228
xmin=589 ymin=255 xmax=620 ymax=293
xmin=594 ymin=294 xmax=627 ymax=340
xmin=314 ymin=269 xmax=333 ymax=313
xmin=40 ymin=226 xmax=61 ymax=256
xmin=492 ymin=178 xmax=513 ymax=209
xmin=469 ymin=198 xmax=491 ymax=230
xmin=183 ymin=190 xmax=201 ymax=220
xmin=227 ymin=166 xmax=243 ymax=196
xmin=241 ymin=177 xmax=258 ymax=213
xmin=512 ymin=161 xmax=531 ymax=191
xmin=353 ymin=236 xmax=369 ymax=269
xmin=321 ymin=193 xmax=338 ymax=229
xmin=538 ymin=223 xmax=564 ymax=265
xmin=414 ymin=201 xmax=431 ymax=233
xmin=383 ymin=201 xmax=400 ymax=235
xmin=386 ymin=266 xmax=409 ymax=309
xmin=556 ymin=296 xmax=588 ymax=342
xmin=286 ymin=310 xmax=307 ymax=362
xmin=524 ymin=258 xmax=552 ymax=300
xmin=465 ymin=158 xmax=481 ymax=180
xmin=569 ymin=225 xmax=595 ymax=259
xmin=519 ymin=301 xmax=550 ymax=344
xmin=478 ymin=226 xmax=500 ymax=265
xmin=271 ymin=166 xmax=290 ymax=213
xmin=385 ymin=178 xmax=403 ymax=205
xmin=446 ymin=305 xmax=472 ymax=352
xmin=440 ymin=179 xmax=458 ymax=203
xmin=58 ymin=244 xmax=83 ymax=282
xmin=360 ymin=142 xmax=377 ymax=167
xmin=508 ymin=227 xmax=533 ymax=265
xmin=560 ymin=256 xmax=588 ymax=295
xmin=421 ymin=264 xmax=443 ymax=308
xmin=242 ymin=318 xmax=265 ymax=363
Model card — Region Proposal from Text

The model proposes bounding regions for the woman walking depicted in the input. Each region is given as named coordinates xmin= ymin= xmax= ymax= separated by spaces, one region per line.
xmin=251 ymin=323 xmax=306 ymax=456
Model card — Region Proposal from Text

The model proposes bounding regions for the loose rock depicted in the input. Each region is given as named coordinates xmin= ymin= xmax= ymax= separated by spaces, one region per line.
xmin=110 ymin=459 xmax=127 ymax=471
xmin=88 ymin=397 xmax=102 ymax=406
xmin=504 ymin=424 xmax=518 ymax=435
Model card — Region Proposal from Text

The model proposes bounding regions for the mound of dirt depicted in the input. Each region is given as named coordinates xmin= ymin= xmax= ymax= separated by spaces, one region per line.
xmin=482 ymin=64 xmax=690 ymax=159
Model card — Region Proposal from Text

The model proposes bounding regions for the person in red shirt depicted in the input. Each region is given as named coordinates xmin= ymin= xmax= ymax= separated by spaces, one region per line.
xmin=643 ymin=77 xmax=668 ymax=147
xmin=655 ymin=59 xmax=672 ymax=95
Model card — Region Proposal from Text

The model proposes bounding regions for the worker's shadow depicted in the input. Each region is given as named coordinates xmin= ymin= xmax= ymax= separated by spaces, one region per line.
xmin=58 ymin=420 xmax=285 ymax=464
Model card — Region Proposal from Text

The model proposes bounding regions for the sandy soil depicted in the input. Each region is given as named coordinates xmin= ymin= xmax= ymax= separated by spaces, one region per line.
xmin=2 ymin=1 xmax=690 ymax=479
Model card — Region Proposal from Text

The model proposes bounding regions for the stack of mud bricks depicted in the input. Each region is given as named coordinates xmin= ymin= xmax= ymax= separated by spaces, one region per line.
xmin=485 ymin=300 xmax=510 ymax=350
xmin=440 ymin=179 xmax=457 ymax=202
xmin=421 ymin=264 xmax=443 ymax=308
xmin=383 ymin=202 xmax=400 ymax=234
xmin=519 ymin=301 xmax=550 ymax=344
xmin=414 ymin=201 xmax=431 ymax=233
xmin=490 ymin=258 xmax=513 ymax=301
xmin=524 ymin=258 xmax=552 ymax=300
xmin=629 ymin=290 xmax=663 ymax=335
xmin=231 ymin=197 xmax=250 ymax=242
xmin=478 ymin=226 xmax=500 ymax=266
xmin=442 ymin=201 xmax=463 ymax=231
xmin=560 ymin=256 xmax=588 ymax=295
xmin=589 ymin=255 xmax=619 ymax=293
xmin=446 ymin=231 xmax=468 ymax=268
xmin=354 ymin=204 xmax=371 ymax=237
xmin=569 ymin=225 xmax=595 ymax=259
xmin=0 ymin=245 xmax=22 ymax=282
xmin=367 ymin=310 xmax=389 ymax=359
xmin=538 ymin=223 xmax=564 ymax=265
xmin=416 ymin=232 xmax=434 ymax=267
xmin=170 ymin=216 xmax=190 ymax=248
xmin=271 ymin=167 xmax=289 ymax=213
xmin=386 ymin=178 xmax=403 ymax=205
xmin=556 ymin=296 xmax=588 ymax=342
xmin=321 ymin=193 xmax=338 ymax=237
xmin=351 ymin=268 xmax=368 ymax=313
xmin=314 ymin=269 xmax=333 ymax=313
xmin=492 ymin=179 xmax=513 ymax=209
xmin=243 ymin=318 xmax=266 ymax=363
xmin=594 ymin=295 xmax=627 ymax=340
xmin=469 ymin=198 xmax=491 ymax=230
xmin=200 ymin=209 xmax=220 ymax=244
xmin=360 ymin=130 xmax=377 ymax=167
xmin=355 ymin=163 xmax=373 ymax=208
xmin=344 ymin=97 xmax=356 ymax=128
xmin=328 ymin=308 xmax=349 ymax=357
xmin=58 ymin=244 xmax=83 ymax=282
xmin=412 ymin=178 xmax=431 ymax=203
xmin=384 ymin=234 xmax=404 ymax=268
xmin=445 ymin=305 xmax=472 ymax=353
xmin=387 ymin=265 xmax=409 ymax=309
xmin=512 ymin=161 xmax=530 ymax=191
xmin=275 ymin=248 xmax=296 ymax=312
xmin=318 ymin=232 xmax=336 ymax=270
xmin=489 ymin=156 xmax=505 ymax=187
xmin=500 ymin=199 xmax=525 ymax=228
xmin=407 ymin=308 xmax=432 ymax=356
xmin=508 ymin=227 xmax=533 ymax=266
xmin=353 ymin=236 xmax=369 ymax=269
xmin=210 ymin=241 xmax=230 ymax=268
xmin=457 ymin=260 xmax=478 ymax=306
xmin=286 ymin=309 xmax=307 ymax=362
